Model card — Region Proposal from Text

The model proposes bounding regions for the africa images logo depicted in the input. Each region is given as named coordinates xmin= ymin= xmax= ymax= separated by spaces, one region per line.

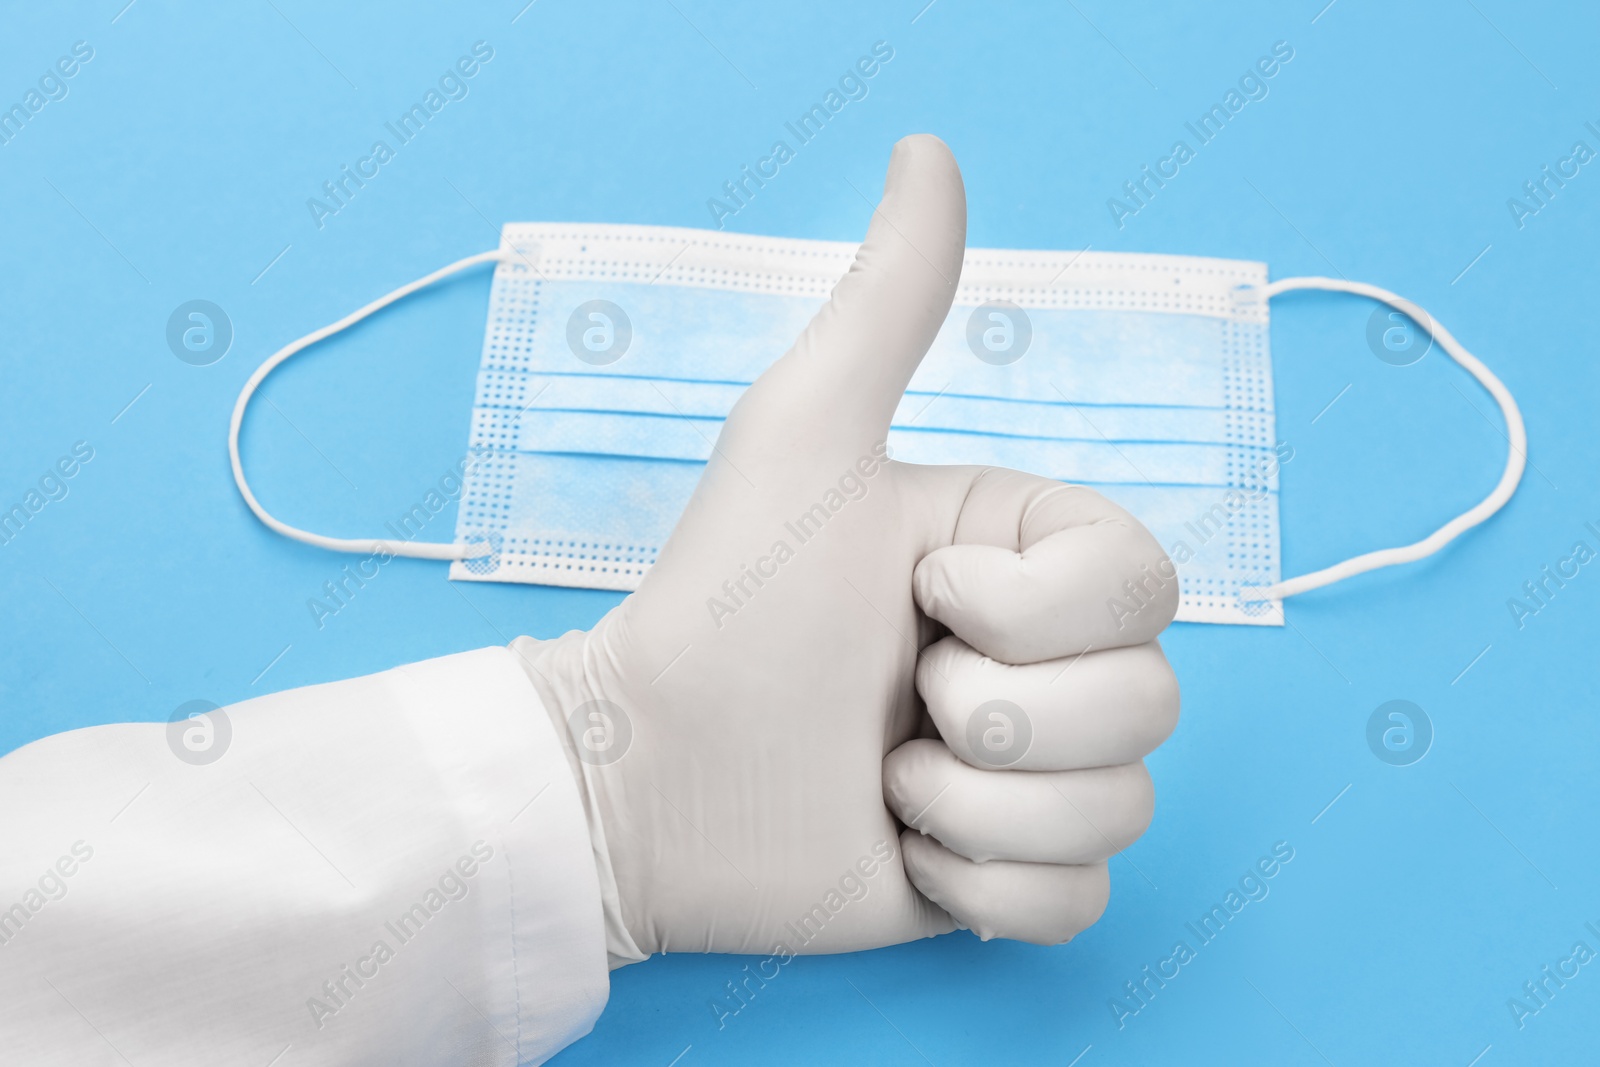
xmin=1105 ymin=40 xmax=1295 ymax=229
xmin=706 ymin=41 xmax=895 ymax=229
xmin=304 ymin=842 xmax=495 ymax=1030
xmin=1109 ymin=841 xmax=1295 ymax=1028
xmin=305 ymin=42 xmax=495 ymax=230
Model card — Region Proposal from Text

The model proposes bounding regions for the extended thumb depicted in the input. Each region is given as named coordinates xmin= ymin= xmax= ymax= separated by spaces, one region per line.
xmin=722 ymin=134 xmax=967 ymax=459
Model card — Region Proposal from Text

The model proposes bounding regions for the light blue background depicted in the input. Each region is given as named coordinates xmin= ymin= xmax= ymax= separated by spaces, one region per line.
xmin=2 ymin=2 xmax=1596 ymax=1064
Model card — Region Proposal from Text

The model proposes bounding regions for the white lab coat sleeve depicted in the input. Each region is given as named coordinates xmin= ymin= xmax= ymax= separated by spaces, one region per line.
xmin=0 ymin=646 xmax=609 ymax=1066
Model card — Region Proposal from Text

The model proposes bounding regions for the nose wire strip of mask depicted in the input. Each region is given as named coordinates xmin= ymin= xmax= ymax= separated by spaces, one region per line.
xmin=1242 ymin=276 xmax=1527 ymax=602
xmin=229 ymin=248 xmax=514 ymax=562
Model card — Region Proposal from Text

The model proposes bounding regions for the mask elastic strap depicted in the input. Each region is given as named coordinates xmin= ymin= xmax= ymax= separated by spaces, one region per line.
xmin=229 ymin=248 xmax=511 ymax=561
xmin=1242 ymin=276 xmax=1527 ymax=601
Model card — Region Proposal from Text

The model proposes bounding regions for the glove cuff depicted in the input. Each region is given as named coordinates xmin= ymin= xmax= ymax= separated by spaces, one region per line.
xmin=510 ymin=635 xmax=650 ymax=969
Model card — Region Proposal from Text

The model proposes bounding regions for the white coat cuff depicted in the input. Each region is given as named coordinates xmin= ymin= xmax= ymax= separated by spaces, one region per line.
xmin=0 ymin=646 xmax=608 ymax=1066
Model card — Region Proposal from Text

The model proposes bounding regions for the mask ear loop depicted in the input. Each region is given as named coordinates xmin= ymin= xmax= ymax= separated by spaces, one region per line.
xmin=1241 ymin=276 xmax=1527 ymax=601
xmin=229 ymin=248 xmax=513 ymax=561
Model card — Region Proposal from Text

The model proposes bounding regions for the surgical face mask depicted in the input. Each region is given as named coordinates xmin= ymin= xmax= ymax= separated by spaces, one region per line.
xmin=230 ymin=225 xmax=1524 ymax=626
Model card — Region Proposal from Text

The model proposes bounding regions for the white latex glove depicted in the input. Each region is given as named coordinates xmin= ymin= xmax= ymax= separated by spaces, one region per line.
xmin=516 ymin=135 xmax=1179 ymax=958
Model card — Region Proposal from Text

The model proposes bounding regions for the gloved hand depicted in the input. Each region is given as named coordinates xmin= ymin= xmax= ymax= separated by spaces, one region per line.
xmin=514 ymin=135 xmax=1179 ymax=959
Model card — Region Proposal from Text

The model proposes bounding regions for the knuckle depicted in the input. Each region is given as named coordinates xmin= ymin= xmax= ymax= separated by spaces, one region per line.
xmin=1082 ymin=863 xmax=1112 ymax=926
xmin=1121 ymin=762 xmax=1157 ymax=842
xmin=1133 ymin=644 xmax=1181 ymax=751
